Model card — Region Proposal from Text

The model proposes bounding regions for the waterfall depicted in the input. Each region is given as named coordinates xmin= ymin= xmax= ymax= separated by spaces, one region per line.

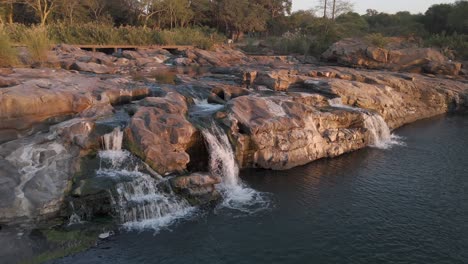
xmin=202 ymin=123 xmax=270 ymax=213
xmin=97 ymin=127 xmax=194 ymax=232
xmin=67 ymin=202 xmax=83 ymax=226
xmin=328 ymin=98 xmax=403 ymax=149
xmin=102 ymin=127 xmax=123 ymax=151
xmin=111 ymin=174 xmax=194 ymax=232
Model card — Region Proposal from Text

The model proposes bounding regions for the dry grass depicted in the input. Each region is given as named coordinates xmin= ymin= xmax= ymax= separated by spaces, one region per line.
xmin=0 ymin=28 xmax=18 ymax=67
xmin=21 ymin=27 xmax=53 ymax=64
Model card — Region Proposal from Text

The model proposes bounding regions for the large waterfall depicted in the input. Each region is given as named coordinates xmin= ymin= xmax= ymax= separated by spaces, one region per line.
xmin=98 ymin=128 xmax=194 ymax=232
xmin=328 ymin=98 xmax=403 ymax=149
xmin=202 ymin=123 xmax=270 ymax=213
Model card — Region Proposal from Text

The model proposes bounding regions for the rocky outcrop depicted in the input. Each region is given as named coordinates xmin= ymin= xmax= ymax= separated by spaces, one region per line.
xmin=221 ymin=94 xmax=369 ymax=169
xmin=125 ymin=93 xmax=198 ymax=175
xmin=70 ymin=62 xmax=116 ymax=74
xmin=0 ymin=118 xmax=97 ymax=225
xmin=170 ymin=173 xmax=221 ymax=204
xmin=0 ymin=68 xmax=149 ymax=143
xmin=1 ymin=44 xmax=467 ymax=229
xmin=322 ymin=38 xmax=462 ymax=75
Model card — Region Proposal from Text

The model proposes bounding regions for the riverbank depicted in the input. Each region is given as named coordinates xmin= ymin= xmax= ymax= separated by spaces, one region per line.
xmin=0 ymin=41 xmax=467 ymax=263
xmin=51 ymin=114 xmax=468 ymax=264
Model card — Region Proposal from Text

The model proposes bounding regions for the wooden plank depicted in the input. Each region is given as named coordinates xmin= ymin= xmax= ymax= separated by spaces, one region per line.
xmin=11 ymin=43 xmax=194 ymax=50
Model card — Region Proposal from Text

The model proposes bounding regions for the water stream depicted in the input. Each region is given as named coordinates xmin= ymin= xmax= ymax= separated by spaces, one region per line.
xmin=328 ymin=98 xmax=403 ymax=149
xmin=201 ymin=123 xmax=271 ymax=214
xmin=98 ymin=128 xmax=195 ymax=232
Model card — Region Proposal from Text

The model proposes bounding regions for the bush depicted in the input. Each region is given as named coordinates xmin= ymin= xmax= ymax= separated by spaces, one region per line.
xmin=0 ymin=28 xmax=18 ymax=67
xmin=424 ymin=33 xmax=468 ymax=60
xmin=21 ymin=27 xmax=53 ymax=64
xmin=1 ymin=23 xmax=224 ymax=50
xmin=365 ymin=33 xmax=389 ymax=48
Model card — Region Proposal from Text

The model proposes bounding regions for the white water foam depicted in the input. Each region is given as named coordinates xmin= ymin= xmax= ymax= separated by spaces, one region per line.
xmin=202 ymin=123 xmax=270 ymax=214
xmin=328 ymin=98 xmax=405 ymax=149
xmin=97 ymin=128 xmax=195 ymax=232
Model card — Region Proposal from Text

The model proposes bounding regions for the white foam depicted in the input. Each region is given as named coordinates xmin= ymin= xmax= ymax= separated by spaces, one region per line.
xmin=202 ymin=124 xmax=271 ymax=214
xmin=328 ymin=98 xmax=405 ymax=149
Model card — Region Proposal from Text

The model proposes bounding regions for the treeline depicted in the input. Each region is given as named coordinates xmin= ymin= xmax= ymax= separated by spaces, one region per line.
xmin=0 ymin=0 xmax=467 ymax=58
xmin=260 ymin=0 xmax=468 ymax=59
xmin=0 ymin=0 xmax=292 ymax=39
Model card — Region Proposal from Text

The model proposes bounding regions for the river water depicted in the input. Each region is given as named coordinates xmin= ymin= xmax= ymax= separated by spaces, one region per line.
xmin=51 ymin=115 xmax=468 ymax=264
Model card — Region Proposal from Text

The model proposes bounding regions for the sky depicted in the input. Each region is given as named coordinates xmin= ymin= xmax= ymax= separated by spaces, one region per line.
xmin=292 ymin=0 xmax=458 ymax=14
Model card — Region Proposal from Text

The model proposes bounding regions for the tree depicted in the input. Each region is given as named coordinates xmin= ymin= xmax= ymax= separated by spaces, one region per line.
xmin=58 ymin=0 xmax=85 ymax=24
xmin=136 ymin=0 xmax=166 ymax=28
xmin=1 ymin=0 xmax=18 ymax=24
xmin=316 ymin=0 xmax=353 ymax=19
xmin=423 ymin=3 xmax=453 ymax=34
xmin=217 ymin=0 xmax=269 ymax=40
xmin=85 ymin=0 xmax=106 ymax=22
xmin=22 ymin=0 xmax=58 ymax=26
xmin=447 ymin=0 xmax=468 ymax=34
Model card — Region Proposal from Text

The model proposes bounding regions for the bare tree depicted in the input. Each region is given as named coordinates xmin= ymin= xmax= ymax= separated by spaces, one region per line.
xmin=323 ymin=0 xmax=327 ymax=18
xmin=316 ymin=0 xmax=353 ymax=19
xmin=59 ymin=0 xmax=81 ymax=24
xmin=332 ymin=0 xmax=336 ymax=19
xmin=85 ymin=0 xmax=105 ymax=21
xmin=22 ymin=0 xmax=58 ymax=26
xmin=1 ymin=0 xmax=17 ymax=24
xmin=137 ymin=0 xmax=167 ymax=28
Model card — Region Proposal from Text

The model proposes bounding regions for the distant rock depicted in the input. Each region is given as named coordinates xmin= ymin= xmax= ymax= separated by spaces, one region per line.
xmin=70 ymin=62 xmax=115 ymax=74
xmin=322 ymin=38 xmax=462 ymax=75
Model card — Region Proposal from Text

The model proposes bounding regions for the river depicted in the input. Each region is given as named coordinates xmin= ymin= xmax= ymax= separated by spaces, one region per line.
xmin=49 ymin=114 xmax=468 ymax=263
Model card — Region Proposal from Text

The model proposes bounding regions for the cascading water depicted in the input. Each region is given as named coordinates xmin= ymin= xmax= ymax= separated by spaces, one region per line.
xmin=328 ymin=98 xmax=403 ymax=149
xmin=202 ymin=123 xmax=270 ymax=213
xmin=97 ymin=128 xmax=194 ymax=232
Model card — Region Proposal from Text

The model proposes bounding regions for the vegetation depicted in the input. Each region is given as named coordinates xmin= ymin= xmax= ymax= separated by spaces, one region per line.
xmin=0 ymin=27 xmax=18 ymax=66
xmin=0 ymin=0 xmax=467 ymax=59
xmin=365 ymin=33 xmax=390 ymax=48
xmin=21 ymin=27 xmax=52 ymax=64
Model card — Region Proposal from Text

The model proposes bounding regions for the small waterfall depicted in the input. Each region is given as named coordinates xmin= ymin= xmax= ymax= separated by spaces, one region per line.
xmin=202 ymin=123 xmax=270 ymax=213
xmin=111 ymin=174 xmax=194 ymax=232
xmin=102 ymin=127 xmax=123 ymax=151
xmin=67 ymin=202 xmax=84 ymax=226
xmin=97 ymin=127 xmax=194 ymax=232
xmin=328 ymin=98 xmax=403 ymax=149
xmin=363 ymin=114 xmax=394 ymax=149
xmin=99 ymin=127 xmax=129 ymax=168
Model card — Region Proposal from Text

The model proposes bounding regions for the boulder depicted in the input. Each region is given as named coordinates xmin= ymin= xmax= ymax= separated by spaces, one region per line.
xmin=0 ymin=124 xmax=87 ymax=225
xmin=125 ymin=92 xmax=199 ymax=175
xmin=170 ymin=173 xmax=221 ymax=204
xmin=224 ymin=95 xmax=369 ymax=170
xmin=0 ymin=76 xmax=19 ymax=88
xmin=322 ymin=38 xmax=462 ymax=75
xmin=254 ymin=70 xmax=305 ymax=91
xmin=71 ymin=62 xmax=115 ymax=74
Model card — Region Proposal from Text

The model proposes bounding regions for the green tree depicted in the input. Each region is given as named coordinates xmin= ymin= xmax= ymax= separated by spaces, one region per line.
xmin=423 ymin=3 xmax=453 ymax=34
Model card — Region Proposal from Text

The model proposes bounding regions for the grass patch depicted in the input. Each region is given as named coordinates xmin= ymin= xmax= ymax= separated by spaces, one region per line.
xmin=0 ymin=28 xmax=18 ymax=67
xmin=21 ymin=27 xmax=53 ymax=65
xmin=2 ymin=23 xmax=224 ymax=50
xmin=364 ymin=33 xmax=390 ymax=48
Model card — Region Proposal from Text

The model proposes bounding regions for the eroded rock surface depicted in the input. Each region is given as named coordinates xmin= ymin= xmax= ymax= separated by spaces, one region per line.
xmin=125 ymin=93 xmax=198 ymax=175
xmin=322 ymin=38 xmax=462 ymax=75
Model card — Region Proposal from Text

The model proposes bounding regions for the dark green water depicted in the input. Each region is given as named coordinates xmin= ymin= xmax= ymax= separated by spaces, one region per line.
xmin=52 ymin=115 xmax=468 ymax=264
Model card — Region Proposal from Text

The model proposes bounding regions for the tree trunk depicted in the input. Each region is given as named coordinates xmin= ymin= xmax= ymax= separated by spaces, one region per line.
xmin=323 ymin=0 xmax=327 ymax=18
xmin=8 ymin=3 xmax=13 ymax=24
xmin=332 ymin=0 xmax=336 ymax=20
